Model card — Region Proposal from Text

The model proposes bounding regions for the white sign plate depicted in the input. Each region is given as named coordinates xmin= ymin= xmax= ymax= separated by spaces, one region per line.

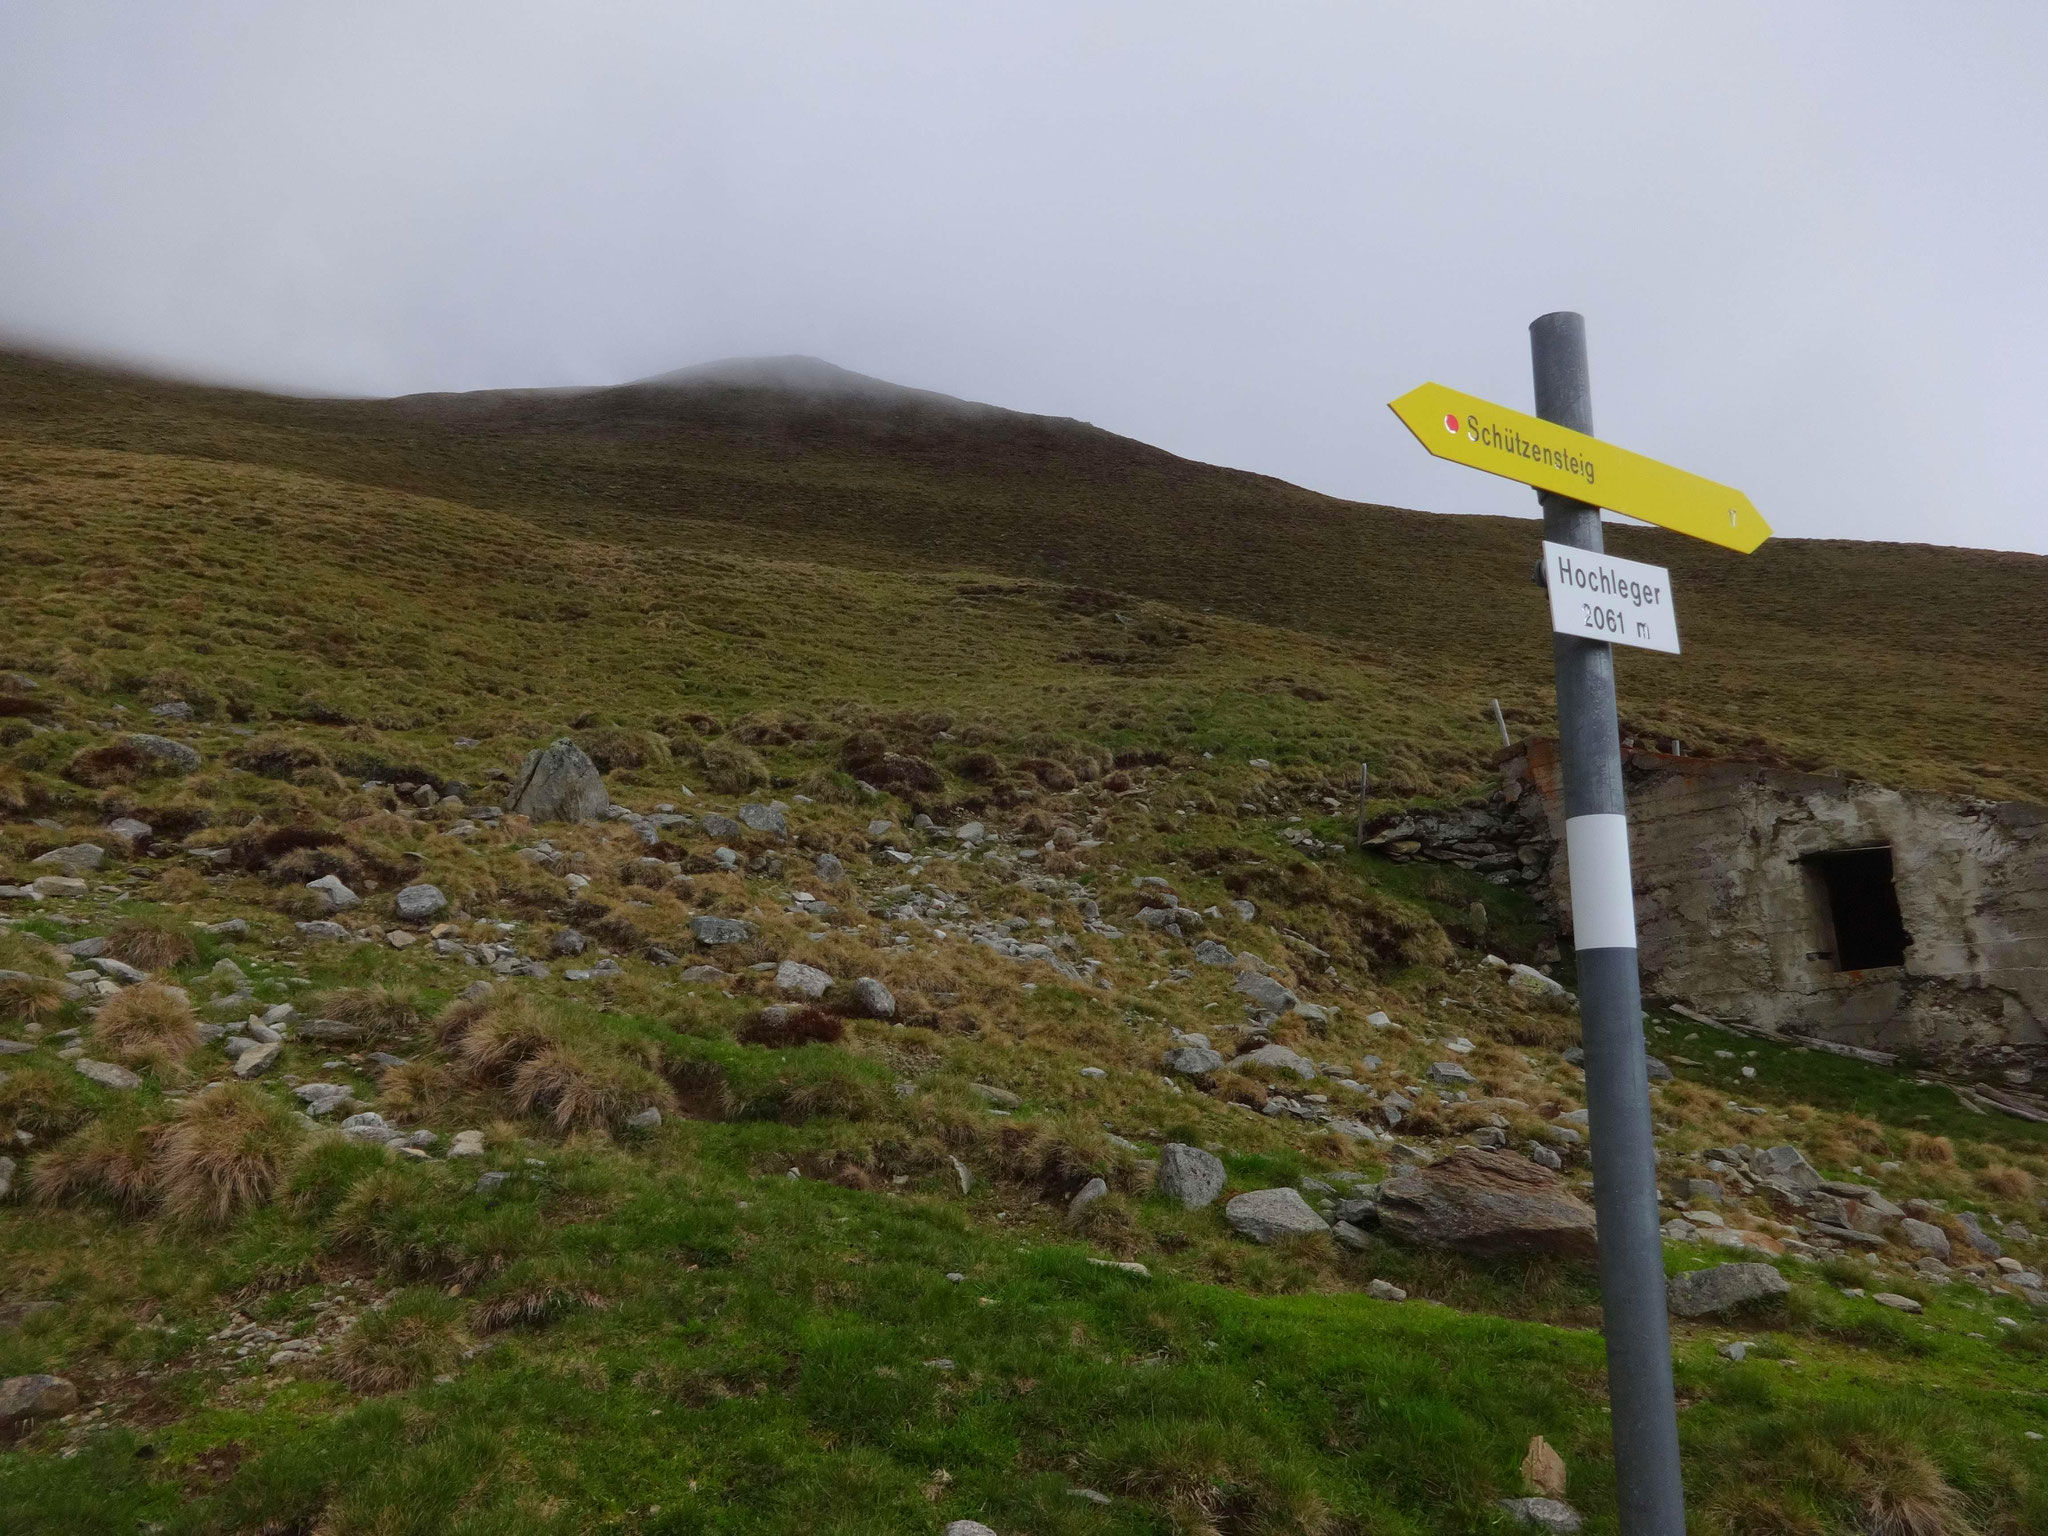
xmin=1543 ymin=541 xmax=1680 ymax=654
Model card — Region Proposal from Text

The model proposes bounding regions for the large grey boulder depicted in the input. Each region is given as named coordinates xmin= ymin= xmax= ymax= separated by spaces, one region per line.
xmin=122 ymin=734 xmax=200 ymax=775
xmin=1157 ymin=1144 xmax=1226 ymax=1209
xmin=1750 ymin=1144 xmax=1822 ymax=1194
xmin=775 ymin=960 xmax=832 ymax=999
xmin=737 ymin=803 xmax=789 ymax=840
xmin=505 ymin=738 xmax=609 ymax=823
xmin=307 ymin=875 xmax=359 ymax=912
xmin=394 ymin=883 xmax=448 ymax=921
xmin=1228 ymin=1043 xmax=1317 ymax=1080
xmin=1899 ymin=1217 xmax=1952 ymax=1260
xmin=0 ymin=1374 xmax=79 ymax=1422
xmin=849 ymin=977 xmax=896 ymax=1019
xmin=690 ymin=915 xmax=754 ymax=947
xmin=1162 ymin=1044 xmax=1224 ymax=1077
xmin=31 ymin=843 xmax=104 ymax=874
xmin=1225 ymin=1187 xmax=1330 ymax=1244
xmin=1666 ymin=1261 xmax=1790 ymax=1317
xmin=1233 ymin=971 xmax=1298 ymax=1014
xmin=1377 ymin=1147 xmax=1598 ymax=1260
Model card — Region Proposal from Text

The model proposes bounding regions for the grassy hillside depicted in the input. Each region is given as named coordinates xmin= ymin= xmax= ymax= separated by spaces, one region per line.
xmin=2 ymin=348 xmax=2047 ymax=1536
xmin=1 ymin=348 xmax=2044 ymax=801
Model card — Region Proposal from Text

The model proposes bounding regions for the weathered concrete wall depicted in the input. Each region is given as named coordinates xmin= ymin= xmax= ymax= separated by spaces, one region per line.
xmin=1510 ymin=741 xmax=2048 ymax=1079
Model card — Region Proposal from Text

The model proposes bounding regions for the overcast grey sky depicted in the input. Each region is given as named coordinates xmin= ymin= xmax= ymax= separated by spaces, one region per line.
xmin=2 ymin=3 xmax=2043 ymax=552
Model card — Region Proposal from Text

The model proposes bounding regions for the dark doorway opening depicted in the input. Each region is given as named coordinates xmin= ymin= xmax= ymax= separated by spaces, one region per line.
xmin=1805 ymin=846 xmax=1910 ymax=971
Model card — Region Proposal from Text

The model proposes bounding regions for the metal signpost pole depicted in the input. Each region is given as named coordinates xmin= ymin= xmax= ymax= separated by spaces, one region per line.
xmin=1528 ymin=311 xmax=1687 ymax=1534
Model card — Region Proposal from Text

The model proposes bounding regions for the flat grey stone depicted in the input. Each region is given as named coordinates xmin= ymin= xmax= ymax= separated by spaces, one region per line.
xmin=32 ymin=843 xmax=104 ymax=874
xmin=74 ymin=1058 xmax=142 ymax=1090
xmin=849 ymin=976 xmax=896 ymax=1018
xmin=1193 ymin=939 xmax=1235 ymax=966
xmin=813 ymin=852 xmax=846 ymax=884
xmin=1899 ymin=1217 xmax=1951 ymax=1260
xmin=1749 ymin=1144 xmax=1821 ymax=1193
xmin=1232 ymin=971 xmax=1298 ymax=1014
xmin=232 ymin=1041 xmax=283 ymax=1079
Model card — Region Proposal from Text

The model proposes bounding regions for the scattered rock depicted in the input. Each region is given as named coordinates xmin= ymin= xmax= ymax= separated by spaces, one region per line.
xmin=1232 ymin=972 xmax=1298 ymax=1014
xmin=1497 ymin=1496 xmax=1583 ymax=1533
xmin=74 ymin=1058 xmax=142 ymax=1090
xmin=232 ymin=1041 xmax=284 ymax=1079
xmin=1162 ymin=1045 xmax=1224 ymax=1077
xmin=1228 ymin=1043 xmax=1317 ymax=1080
xmin=775 ymin=960 xmax=832 ymax=999
xmin=1193 ymin=939 xmax=1235 ymax=966
xmin=31 ymin=843 xmax=104 ymax=874
xmin=943 ymin=1523 xmax=999 ymax=1536
xmin=849 ymin=977 xmax=897 ymax=1018
xmin=1066 ymin=1177 xmax=1109 ymax=1225
xmin=1899 ymin=1218 xmax=1952 ymax=1261
xmin=814 ymin=852 xmax=846 ymax=884
xmin=1224 ymin=1187 xmax=1330 ymax=1244
xmin=1750 ymin=1144 xmax=1822 ymax=1194
xmin=690 ymin=915 xmax=754 ymax=947
xmin=737 ymin=803 xmax=789 ymax=840
xmin=448 ymin=1130 xmax=486 ymax=1159
xmin=122 ymin=734 xmax=200 ymax=775
xmin=394 ymin=883 xmax=448 ymax=920
xmin=505 ymin=739 xmax=610 ymax=822
xmin=306 ymin=874 xmax=360 ymax=912
xmin=0 ymin=1374 xmax=79 ymax=1423
xmin=1377 ymin=1147 xmax=1598 ymax=1260
xmin=1872 ymin=1292 xmax=1924 ymax=1314
xmin=1666 ymin=1262 xmax=1791 ymax=1317
xmin=1427 ymin=1060 xmax=1478 ymax=1087
xmin=1156 ymin=1143 xmax=1226 ymax=1209
xmin=626 ymin=1107 xmax=662 ymax=1130
xmin=1365 ymin=1278 xmax=1407 ymax=1301
xmin=969 ymin=1082 xmax=1020 ymax=1110
xmin=296 ymin=920 xmax=350 ymax=940
xmin=551 ymin=928 xmax=588 ymax=957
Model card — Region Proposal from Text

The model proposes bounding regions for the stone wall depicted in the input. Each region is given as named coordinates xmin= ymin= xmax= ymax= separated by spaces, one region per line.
xmin=1508 ymin=741 xmax=2048 ymax=1080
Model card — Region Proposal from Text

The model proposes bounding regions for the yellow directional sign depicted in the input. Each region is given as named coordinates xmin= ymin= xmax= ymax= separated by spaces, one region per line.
xmin=1388 ymin=382 xmax=1771 ymax=553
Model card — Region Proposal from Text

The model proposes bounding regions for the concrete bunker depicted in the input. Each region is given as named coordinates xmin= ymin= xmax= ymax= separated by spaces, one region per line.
xmin=1369 ymin=740 xmax=2048 ymax=1086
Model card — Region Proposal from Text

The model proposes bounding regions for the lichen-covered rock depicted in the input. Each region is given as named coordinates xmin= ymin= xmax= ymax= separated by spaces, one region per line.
xmin=1377 ymin=1146 xmax=1597 ymax=1260
xmin=505 ymin=738 xmax=609 ymax=823
xmin=1157 ymin=1144 xmax=1227 ymax=1209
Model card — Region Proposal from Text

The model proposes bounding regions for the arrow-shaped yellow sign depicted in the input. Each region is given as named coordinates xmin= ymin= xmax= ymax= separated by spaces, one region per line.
xmin=1389 ymin=382 xmax=1771 ymax=554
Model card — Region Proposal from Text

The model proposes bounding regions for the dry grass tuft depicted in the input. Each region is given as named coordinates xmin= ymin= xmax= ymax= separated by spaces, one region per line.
xmin=1973 ymin=1163 xmax=2034 ymax=1201
xmin=313 ymin=984 xmax=423 ymax=1041
xmin=152 ymin=1083 xmax=304 ymax=1222
xmin=106 ymin=916 xmax=197 ymax=973
xmin=439 ymin=992 xmax=675 ymax=1132
xmin=330 ymin=1289 xmax=468 ymax=1393
xmin=1905 ymin=1133 xmax=1955 ymax=1165
xmin=1853 ymin=1441 xmax=1979 ymax=1536
xmin=31 ymin=1114 xmax=162 ymax=1211
xmin=738 ymin=1006 xmax=845 ymax=1048
xmin=699 ymin=739 xmax=770 ymax=793
xmin=90 ymin=982 xmax=201 ymax=1075
xmin=0 ymin=970 xmax=66 ymax=1025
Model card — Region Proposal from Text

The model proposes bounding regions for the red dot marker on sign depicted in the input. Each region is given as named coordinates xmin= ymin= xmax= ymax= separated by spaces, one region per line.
xmin=1444 ymin=413 xmax=1461 ymax=433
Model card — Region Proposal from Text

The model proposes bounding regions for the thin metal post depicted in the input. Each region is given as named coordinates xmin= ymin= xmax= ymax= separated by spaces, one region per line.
xmin=1530 ymin=311 xmax=1686 ymax=1535
xmin=1492 ymin=698 xmax=1511 ymax=747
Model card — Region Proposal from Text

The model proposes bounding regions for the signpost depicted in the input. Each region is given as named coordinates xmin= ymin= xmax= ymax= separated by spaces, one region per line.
xmin=1389 ymin=316 xmax=1768 ymax=1536
xmin=1389 ymin=380 xmax=1772 ymax=553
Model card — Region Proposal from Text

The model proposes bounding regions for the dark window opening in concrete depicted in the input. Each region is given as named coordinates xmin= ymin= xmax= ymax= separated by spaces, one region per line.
xmin=1806 ymin=846 xmax=1910 ymax=971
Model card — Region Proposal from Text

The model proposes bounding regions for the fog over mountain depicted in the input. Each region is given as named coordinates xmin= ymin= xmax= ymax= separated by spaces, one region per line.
xmin=2 ymin=3 xmax=2043 ymax=552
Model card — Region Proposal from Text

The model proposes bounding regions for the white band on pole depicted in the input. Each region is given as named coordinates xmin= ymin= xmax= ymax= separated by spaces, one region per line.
xmin=1565 ymin=812 xmax=1637 ymax=951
